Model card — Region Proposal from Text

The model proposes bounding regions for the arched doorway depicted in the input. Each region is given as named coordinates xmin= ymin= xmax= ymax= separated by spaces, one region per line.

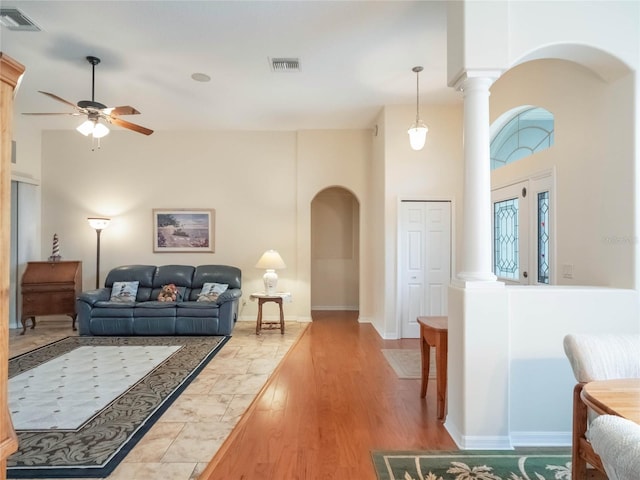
xmin=310 ymin=187 xmax=360 ymax=313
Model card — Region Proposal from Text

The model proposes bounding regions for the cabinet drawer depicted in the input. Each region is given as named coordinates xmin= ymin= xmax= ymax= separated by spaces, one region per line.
xmin=22 ymin=293 xmax=76 ymax=316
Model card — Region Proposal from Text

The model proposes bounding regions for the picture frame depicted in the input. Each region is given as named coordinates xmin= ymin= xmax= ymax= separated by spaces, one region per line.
xmin=153 ymin=209 xmax=215 ymax=253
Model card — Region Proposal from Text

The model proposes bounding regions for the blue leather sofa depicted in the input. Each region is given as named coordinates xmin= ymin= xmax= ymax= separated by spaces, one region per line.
xmin=76 ymin=264 xmax=241 ymax=336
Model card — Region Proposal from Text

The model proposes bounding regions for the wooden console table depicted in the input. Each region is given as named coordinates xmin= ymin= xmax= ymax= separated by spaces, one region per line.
xmin=417 ymin=316 xmax=448 ymax=420
xmin=20 ymin=261 xmax=82 ymax=335
xmin=249 ymin=292 xmax=291 ymax=335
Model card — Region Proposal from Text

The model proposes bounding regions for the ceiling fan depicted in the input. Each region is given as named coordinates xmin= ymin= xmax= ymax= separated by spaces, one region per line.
xmin=23 ymin=55 xmax=153 ymax=137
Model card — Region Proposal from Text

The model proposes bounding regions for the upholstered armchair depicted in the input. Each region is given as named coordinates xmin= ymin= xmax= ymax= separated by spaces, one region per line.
xmin=587 ymin=414 xmax=640 ymax=480
xmin=563 ymin=334 xmax=640 ymax=480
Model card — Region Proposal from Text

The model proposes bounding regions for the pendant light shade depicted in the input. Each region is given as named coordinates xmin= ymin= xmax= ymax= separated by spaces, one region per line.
xmin=408 ymin=66 xmax=428 ymax=151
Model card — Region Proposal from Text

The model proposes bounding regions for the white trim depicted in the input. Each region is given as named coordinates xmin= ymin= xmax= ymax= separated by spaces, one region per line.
xmin=238 ymin=315 xmax=310 ymax=322
xmin=310 ymin=305 xmax=359 ymax=311
xmin=510 ymin=431 xmax=571 ymax=447
xmin=11 ymin=172 xmax=40 ymax=185
xmin=445 ymin=419 xmax=514 ymax=449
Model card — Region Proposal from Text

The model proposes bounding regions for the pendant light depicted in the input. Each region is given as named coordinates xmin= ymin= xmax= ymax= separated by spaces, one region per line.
xmin=408 ymin=66 xmax=428 ymax=151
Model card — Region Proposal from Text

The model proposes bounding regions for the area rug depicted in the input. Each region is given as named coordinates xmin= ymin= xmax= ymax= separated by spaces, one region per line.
xmin=372 ymin=449 xmax=572 ymax=480
xmin=382 ymin=349 xmax=435 ymax=379
xmin=7 ymin=335 xmax=229 ymax=478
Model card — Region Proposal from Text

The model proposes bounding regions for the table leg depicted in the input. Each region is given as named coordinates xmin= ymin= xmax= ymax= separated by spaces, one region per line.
xmin=420 ymin=332 xmax=430 ymax=398
xmin=256 ymin=299 xmax=264 ymax=335
xmin=435 ymin=334 xmax=448 ymax=420
xmin=20 ymin=316 xmax=36 ymax=335
xmin=278 ymin=300 xmax=285 ymax=334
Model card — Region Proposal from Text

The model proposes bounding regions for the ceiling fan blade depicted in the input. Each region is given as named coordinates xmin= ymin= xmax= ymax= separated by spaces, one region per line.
xmin=104 ymin=106 xmax=140 ymax=116
xmin=109 ymin=117 xmax=154 ymax=136
xmin=22 ymin=112 xmax=82 ymax=116
xmin=38 ymin=91 xmax=79 ymax=110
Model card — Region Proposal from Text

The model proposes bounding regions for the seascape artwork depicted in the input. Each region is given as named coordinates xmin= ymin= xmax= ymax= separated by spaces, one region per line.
xmin=153 ymin=209 xmax=214 ymax=252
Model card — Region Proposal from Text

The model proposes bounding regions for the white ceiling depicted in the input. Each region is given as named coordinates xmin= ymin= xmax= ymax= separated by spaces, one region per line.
xmin=2 ymin=1 xmax=459 ymax=134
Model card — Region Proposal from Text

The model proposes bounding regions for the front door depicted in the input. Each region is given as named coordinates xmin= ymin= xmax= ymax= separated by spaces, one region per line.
xmin=400 ymin=201 xmax=451 ymax=338
xmin=492 ymin=175 xmax=552 ymax=285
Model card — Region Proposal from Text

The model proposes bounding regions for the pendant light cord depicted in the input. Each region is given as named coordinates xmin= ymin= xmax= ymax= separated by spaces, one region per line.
xmin=413 ymin=66 xmax=423 ymax=124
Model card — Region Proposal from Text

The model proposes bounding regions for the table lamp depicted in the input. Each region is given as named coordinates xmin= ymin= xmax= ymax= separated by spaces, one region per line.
xmin=255 ymin=249 xmax=286 ymax=295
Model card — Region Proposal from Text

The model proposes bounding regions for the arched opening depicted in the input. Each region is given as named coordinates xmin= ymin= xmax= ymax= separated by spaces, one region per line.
xmin=310 ymin=187 xmax=360 ymax=313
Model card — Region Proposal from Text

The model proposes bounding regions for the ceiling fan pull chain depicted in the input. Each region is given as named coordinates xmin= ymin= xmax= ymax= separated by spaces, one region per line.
xmin=90 ymin=135 xmax=102 ymax=152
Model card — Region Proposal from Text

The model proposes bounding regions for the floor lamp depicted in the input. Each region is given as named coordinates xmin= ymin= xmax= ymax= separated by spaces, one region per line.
xmin=87 ymin=217 xmax=110 ymax=288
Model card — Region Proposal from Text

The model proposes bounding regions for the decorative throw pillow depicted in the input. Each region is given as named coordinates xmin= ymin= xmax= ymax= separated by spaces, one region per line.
xmin=197 ymin=282 xmax=228 ymax=302
xmin=110 ymin=281 xmax=139 ymax=303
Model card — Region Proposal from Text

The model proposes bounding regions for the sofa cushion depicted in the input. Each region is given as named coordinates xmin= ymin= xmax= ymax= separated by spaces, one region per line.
xmin=177 ymin=301 xmax=220 ymax=317
xmin=92 ymin=304 xmax=135 ymax=318
xmin=192 ymin=265 xmax=241 ymax=289
xmin=110 ymin=281 xmax=139 ymax=303
xmin=150 ymin=265 xmax=194 ymax=300
xmin=135 ymin=302 xmax=177 ymax=317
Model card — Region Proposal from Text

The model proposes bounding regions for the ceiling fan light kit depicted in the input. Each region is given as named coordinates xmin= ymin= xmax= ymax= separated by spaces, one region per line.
xmin=408 ymin=66 xmax=428 ymax=151
xmin=76 ymin=119 xmax=109 ymax=138
xmin=23 ymin=55 xmax=153 ymax=147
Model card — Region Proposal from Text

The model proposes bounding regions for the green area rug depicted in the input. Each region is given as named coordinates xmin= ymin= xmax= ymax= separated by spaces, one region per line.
xmin=372 ymin=449 xmax=572 ymax=480
xmin=7 ymin=335 xmax=229 ymax=478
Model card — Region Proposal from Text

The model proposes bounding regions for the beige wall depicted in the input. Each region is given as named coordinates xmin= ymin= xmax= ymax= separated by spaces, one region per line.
xmin=39 ymin=128 xmax=372 ymax=322
xmin=377 ymin=103 xmax=464 ymax=338
xmin=490 ymin=59 xmax=635 ymax=288
xmin=295 ymin=129 xmax=372 ymax=321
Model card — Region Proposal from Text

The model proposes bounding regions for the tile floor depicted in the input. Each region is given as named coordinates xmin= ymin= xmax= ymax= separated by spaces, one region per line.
xmin=9 ymin=318 xmax=305 ymax=480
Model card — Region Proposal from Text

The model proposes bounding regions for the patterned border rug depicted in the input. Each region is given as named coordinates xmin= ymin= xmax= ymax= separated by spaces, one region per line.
xmin=7 ymin=335 xmax=229 ymax=479
xmin=372 ymin=449 xmax=572 ymax=480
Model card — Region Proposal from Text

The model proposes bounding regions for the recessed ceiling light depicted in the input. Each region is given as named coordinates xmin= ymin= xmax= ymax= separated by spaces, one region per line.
xmin=191 ymin=73 xmax=211 ymax=82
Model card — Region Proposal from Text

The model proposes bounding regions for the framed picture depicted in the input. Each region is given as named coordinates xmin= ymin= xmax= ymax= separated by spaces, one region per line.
xmin=153 ymin=209 xmax=215 ymax=253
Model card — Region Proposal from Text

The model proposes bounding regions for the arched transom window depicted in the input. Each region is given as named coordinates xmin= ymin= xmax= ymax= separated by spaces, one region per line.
xmin=490 ymin=106 xmax=554 ymax=170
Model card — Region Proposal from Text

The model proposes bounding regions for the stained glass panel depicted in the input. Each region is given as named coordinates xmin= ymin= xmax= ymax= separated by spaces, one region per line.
xmin=494 ymin=198 xmax=519 ymax=280
xmin=538 ymin=191 xmax=550 ymax=284
xmin=491 ymin=107 xmax=554 ymax=170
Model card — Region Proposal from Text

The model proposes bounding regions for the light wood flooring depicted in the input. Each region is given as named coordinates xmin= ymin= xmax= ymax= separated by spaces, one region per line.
xmin=200 ymin=310 xmax=456 ymax=479
xmin=8 ymin=311 xmax=455 ymax=479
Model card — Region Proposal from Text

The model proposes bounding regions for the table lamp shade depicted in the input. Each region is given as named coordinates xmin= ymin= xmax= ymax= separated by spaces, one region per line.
xmin=255 ymin=250 xmax=286 ymax=294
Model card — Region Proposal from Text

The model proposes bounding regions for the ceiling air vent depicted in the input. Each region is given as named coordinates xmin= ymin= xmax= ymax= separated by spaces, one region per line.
xmin=0 ymin=8 xmax=41 ymax=31
xmin=270 ymin=58 xmax=300 ymax=72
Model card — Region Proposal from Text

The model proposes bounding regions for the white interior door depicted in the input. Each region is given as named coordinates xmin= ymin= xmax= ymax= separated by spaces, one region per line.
xmin=400 ymin=201 xmax=451 ymax=338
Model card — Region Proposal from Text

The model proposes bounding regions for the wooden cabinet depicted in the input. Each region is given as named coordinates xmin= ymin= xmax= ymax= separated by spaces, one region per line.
xmin=20 ymin=261 xmax=82 ymax=335
xmin=1 ymin=52 xmax=25 ymax=476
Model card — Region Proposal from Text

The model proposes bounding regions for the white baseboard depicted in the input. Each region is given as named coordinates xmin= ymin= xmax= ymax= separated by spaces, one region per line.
xmin=445 ymin=420 xmax=513 ymax=450
xmin=445 ymin=420 xmax=571 ymax=449
xmin=510 ymin=431 xmax=571 ymax=447
xmin=238 ymin=315 xmax=312 ymax=323
xmin=310 ymin=305 xmax=359 ymax=311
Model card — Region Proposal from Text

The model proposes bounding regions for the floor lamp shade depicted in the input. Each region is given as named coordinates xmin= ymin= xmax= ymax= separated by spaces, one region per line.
xmin=255 ymin=250 xmax=286 ymax=295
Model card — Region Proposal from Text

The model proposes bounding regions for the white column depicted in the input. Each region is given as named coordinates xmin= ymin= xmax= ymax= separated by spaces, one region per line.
xmin=456 ymin=75 xmax=498 ymax=283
